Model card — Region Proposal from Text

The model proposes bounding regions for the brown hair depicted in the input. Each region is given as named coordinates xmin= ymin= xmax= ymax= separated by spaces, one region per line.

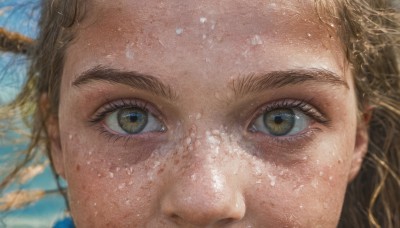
xmin=1 ymin=0 xmax=399 ymax=227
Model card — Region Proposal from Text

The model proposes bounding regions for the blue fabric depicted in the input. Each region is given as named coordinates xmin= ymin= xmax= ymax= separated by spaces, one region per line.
xmin=53 ymin=217 xmax=75 ymax=228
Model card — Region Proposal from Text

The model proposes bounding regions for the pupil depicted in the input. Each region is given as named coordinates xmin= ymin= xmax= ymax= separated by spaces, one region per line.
xmin=274 ymin=116 xmax=284 ymax=124
xmin=130 ymin=114 xmax=139 ymax=122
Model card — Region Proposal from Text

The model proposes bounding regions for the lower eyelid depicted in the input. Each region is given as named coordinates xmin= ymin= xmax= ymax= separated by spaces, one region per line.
xmin=251 ymin=127 xmax=322 ymax=149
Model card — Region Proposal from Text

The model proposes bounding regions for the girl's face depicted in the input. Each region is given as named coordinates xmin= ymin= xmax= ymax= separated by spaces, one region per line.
xmin=50 ymin=0 xmax=369 ymax=227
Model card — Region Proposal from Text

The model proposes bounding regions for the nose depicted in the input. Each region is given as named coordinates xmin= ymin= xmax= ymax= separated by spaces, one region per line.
xmin=160 ymin=161 xmax=246 ymax=226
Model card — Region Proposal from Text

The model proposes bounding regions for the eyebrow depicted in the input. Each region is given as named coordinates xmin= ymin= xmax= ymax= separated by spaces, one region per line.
xmin=231 ymin=68 xmax=349 ymax=97
xmin=72 ymin=65 xmax=177 ymax=100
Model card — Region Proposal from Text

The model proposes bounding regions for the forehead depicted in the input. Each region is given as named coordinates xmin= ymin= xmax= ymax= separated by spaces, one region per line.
xmin=64 ymin=0 xmax=345 ymax=86
xmin=83 ymin=0 xmax=332 ymax=42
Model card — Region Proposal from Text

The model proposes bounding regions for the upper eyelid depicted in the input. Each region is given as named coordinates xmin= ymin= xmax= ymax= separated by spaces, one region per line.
xmin=88 ymin=98 xmax=165 ymax=125
xmin=249 ymin=99 xmax=330 ymax=127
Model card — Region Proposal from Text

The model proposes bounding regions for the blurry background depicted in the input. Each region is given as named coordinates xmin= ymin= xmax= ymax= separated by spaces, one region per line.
xmin=0 ymin=0 xmax=68 ymax=227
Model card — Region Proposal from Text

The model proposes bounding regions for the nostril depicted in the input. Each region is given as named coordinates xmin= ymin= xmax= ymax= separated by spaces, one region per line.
xmin=170 ymin=213 xmax=180 ymax=220
xmin=218 ymin=217 xmax=236 ymax=225
xmin=168 ymin=213 xmax=184 ymax=225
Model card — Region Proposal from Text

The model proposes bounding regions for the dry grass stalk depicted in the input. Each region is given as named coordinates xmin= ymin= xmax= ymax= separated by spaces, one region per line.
xmin=17 ymin=163 xmax=47 ymax=184
xmin=0 ymin=28 xmax=33 ymax=54
xmin=0 ymin=189 xmax=45 ymax=211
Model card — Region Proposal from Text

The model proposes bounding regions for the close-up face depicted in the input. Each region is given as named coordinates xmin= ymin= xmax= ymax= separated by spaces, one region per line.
xmin=50 ymin=0 xmax=369 ymax=227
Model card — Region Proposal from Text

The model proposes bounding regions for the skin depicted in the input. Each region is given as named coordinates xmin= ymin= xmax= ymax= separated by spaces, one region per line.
xmin=48 ymin=0 xmax=369 ymax=227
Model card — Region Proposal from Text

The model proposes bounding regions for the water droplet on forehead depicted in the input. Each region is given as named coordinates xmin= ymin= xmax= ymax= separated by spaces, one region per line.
xmin=250 ymin=34 xmax=263 ymax=45
xmin=268 ymin=174 xmax=276 ymax=187
xmin=118 ymin=183 xmax=126 ymax=190
xmin=195 ymin=113 xmax=202 ymax=120
xmin=199 ymin=17 xmax=207 ymax=23
xmin=176 ymin=28 xmax=184 ymax=35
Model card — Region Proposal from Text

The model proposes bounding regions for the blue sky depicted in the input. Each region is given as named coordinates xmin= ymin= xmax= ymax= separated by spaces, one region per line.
xmin=0 ymin=1 xmax=68 ymax=227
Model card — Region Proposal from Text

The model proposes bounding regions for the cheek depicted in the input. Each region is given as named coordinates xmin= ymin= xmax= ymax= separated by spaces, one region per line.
xmin=60 ymin=131 xmax=166 ymax=226
xmin=245 ymin=134 xmax=355 ymax=227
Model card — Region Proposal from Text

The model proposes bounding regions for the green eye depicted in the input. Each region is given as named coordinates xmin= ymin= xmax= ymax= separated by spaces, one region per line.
xmin=105 ymin=106 xmax=164 ymax=135
xmin=117 ymin=108 xmax=148 ymax=134
xmin=251 ymin=107 xmax=309 ymax=136
xmin=263 ymin=109 xmax=295 ymax=136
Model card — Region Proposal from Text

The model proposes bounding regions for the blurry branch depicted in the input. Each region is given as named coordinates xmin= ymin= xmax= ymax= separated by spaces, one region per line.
xmin=0 ymin=28 xmax=33 ymax=54
xmin=0 ymin=188 xmax=63 ymax=211
xmin=16 ymin=162 xmax=47 ymax=184
xmin=0 ymin=189 xmax=44 ymax=211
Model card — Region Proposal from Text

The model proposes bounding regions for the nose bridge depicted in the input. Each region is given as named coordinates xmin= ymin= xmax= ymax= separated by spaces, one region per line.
xmin=160 ymin=128 xmax=246 ymax=226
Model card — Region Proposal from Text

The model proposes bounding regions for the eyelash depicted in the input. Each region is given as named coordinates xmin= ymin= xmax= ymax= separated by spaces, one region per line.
xmin=89 ymin=98 xmax=330 ymax=144
xmin=89 ymin=99 xmax=150 ymax=124
xmin=255 ymin=99 xmax=330 ymax=124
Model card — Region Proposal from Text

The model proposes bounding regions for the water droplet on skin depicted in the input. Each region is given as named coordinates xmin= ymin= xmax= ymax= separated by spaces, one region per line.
xmin=329 ymin=176 xmax=333 ymax=181
xmin=311 ymin=179 xmax=318 ymax=188
xmin=307 ymin=33 xmax=312 ymax=37
xmin=250 ymin=34 xmax=263 ymax=45
xmin=195 ymin=140 xmax=202 ymax=147
xmin=118 ymin=183 xmax=126 ymax=190
xmin=125 ymin=43 xmax=134 ymax=60
xmin=109 ymin=172 xmax=114 ymax=178
xmin=319 ymin=171 xmax=324 ymax=176
xmin=68 ymin=134 xmax=73 ymax=140
xmin=185 ymin=137 xmax=192 ymax=145
xmin=268 ymin=174 xmax=276 ymax=186
xmin=199 ymin=17 xmax=207 ymax=23
xmin=299 ymin=205 xmax=304 ymax=209
xmin=210 ymin=21 xmax=216 ymax=30
xmin=176 ymin=28 xmax=184 ymax=35
xmin=195 ymin=113 xmax=202 ymax=120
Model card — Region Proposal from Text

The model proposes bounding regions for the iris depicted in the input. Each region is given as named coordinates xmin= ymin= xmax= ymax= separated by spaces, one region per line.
xmin=117 ymin=108 xmax=148 ymax=134
xmin=263 ymin=108 xmax=295 ymax=136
